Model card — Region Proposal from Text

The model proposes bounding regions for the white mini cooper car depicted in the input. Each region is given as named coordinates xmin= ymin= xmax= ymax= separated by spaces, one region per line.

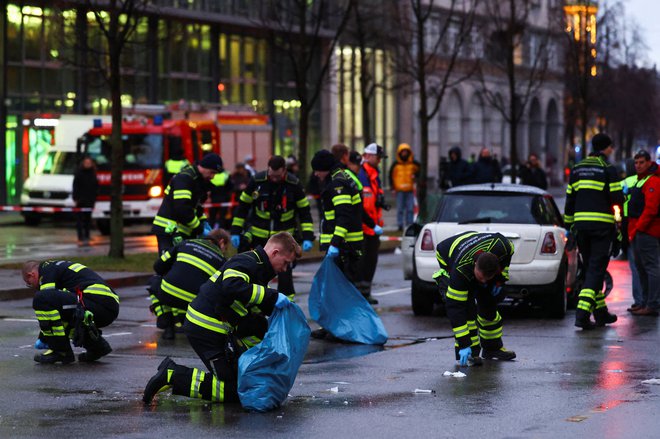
xmin=402 ymin=184 xmax=578 ymax=318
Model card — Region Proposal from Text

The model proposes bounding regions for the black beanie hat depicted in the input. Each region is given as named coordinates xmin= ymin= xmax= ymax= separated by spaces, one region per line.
xmin=591 ymin=133 xmax=613 ymax=152
xmin=199 ymin=153 xmax=223 ymax=172
xmin=311 ymin=150 xmax=336 ymax=171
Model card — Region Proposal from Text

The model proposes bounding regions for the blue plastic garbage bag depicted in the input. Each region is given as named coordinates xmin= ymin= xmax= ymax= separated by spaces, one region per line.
xmin=237 ymin=302 xmax=311 ymax=412
xmin=308 ymin=257 xmax=388 ymax=345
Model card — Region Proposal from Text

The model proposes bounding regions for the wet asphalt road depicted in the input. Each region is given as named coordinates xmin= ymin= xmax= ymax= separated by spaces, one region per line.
xmin=1 ymin=248 xmax=660 ymax=438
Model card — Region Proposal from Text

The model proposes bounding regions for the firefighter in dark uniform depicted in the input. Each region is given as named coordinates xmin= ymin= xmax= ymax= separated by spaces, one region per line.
xmin=22 ymin=259 xmax=119 ymax=364
xmin=434 ymin=231 xmax=517 ymax=365
xmin=312 ymin=149 xmax=364 ymax=284
xmin=163 ymin=146 xmax=190 ymax=186
xmin=565 ymin=133 xmax=623 ymax=329
xmin=148 ymin=228 xmax=230 ymax=340
xmin=142 ymin=232 xmax=301 ymax=405
xmin=152 ymin=153 xmax=223 ymax=255
xmin=230 ymin=155 xmax=314 ymax=297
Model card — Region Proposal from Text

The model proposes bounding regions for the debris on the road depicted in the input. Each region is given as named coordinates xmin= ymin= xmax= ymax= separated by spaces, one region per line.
xmin=327 ymin=386 xmax=339 ymax=393
xmin=566 ymin=415 xmax=588 ymax=422
xmin=413 ymin=389 xmax=435 ymax=394
xmin=343 ymin=400 xmax=349 ymax=405
xmin=443 ymin=371 xmax=467 ymax=378
xmin=641 ymin=378 xmax=660 ymax=385
xmin=331 ymin=381 xmax=350 ymax=385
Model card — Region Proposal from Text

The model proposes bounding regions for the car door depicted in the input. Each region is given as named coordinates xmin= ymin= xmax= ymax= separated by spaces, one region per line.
xmin=402 ymin=223 xmax=421 ymax=280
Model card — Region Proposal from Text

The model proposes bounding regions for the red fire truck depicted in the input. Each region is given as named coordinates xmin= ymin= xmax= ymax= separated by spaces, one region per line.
xmin=80 ymin=116 xmax=221 ymax=234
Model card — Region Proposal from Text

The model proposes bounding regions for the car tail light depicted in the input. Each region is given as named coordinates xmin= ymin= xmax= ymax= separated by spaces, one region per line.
xmin=148 ymin=185 xmax=163 ymax=198
xmin=541 ymin=232 xmax=557 ymax=254
xmin=420 ymin=230 xmax=434 ymax=251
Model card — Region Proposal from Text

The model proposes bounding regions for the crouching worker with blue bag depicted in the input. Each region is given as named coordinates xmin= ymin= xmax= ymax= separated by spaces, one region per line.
xmin=143 ymin=232 xmax=302 ymax=406
xmin=237 ymin=301 xmax=311 ymax=412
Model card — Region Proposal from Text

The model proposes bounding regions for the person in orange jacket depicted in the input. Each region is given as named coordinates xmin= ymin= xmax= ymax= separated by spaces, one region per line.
xmin=357 ymin=143 xmax=387 ymax=304
xmin=627 ymin=150 xmax=660 ymax=317
xmin=389 ymin=143 xmax=420 ymax=231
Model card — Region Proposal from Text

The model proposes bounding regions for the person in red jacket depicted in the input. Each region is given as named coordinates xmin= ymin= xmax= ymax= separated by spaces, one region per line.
xmin=357 ymin=143 xmax=386 ymax=304
xmin=627 ymin=150 xmax=660 ymax=316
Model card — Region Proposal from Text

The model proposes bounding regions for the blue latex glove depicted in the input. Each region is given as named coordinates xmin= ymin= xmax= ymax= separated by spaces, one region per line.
xmin=275 ymin=292 xmax=290 ymax=309
xmin=231 ymin=235 xmax=241 ymax=248
xmin=491 ymin=285 xmax=503 ymax=297
xmin=326 ymin=245 xmax=340 ymax=258
xmin=34 ymin=339 xmax=49 ymax=350
xmin=202 ymin=221 xmax=213 ymax=237
xmin=302 ymin=240 xmax=313 ymax=252
xmin=458 ymin=347 xmax=472 ymax=366
xmin=373 ymin=225 xmax=383 ymax=236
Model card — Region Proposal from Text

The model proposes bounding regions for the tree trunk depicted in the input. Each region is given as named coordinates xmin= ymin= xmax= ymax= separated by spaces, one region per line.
xmin=108 ymin=30 xmax=125 ymax=258
xmin=298 ymin=104 xmax=310 ymax=184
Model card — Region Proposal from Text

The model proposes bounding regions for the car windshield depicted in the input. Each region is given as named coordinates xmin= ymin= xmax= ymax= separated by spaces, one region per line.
xmin=435 ymin=192 xmax=561 ymax=226
xmin=35 ymin=151 xmax=79 ymax=175
xmin=84 ymin=134 xmax=164 ymax=170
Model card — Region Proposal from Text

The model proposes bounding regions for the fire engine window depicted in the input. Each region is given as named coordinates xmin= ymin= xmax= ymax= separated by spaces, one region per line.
xmin=86 ymin=134 xmax=163 ymax=170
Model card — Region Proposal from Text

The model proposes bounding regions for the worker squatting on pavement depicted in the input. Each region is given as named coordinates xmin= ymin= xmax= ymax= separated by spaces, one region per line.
xmin=147 ymin=229 xmax=230 ymax=340
xmin=22 ymin=260 xmax=119 ymax=364
xmin=151 ymin=152 xmax=224 ymax=255
xmin=434 ymin=231 xmax=517 ymax=366
xmin=564 ymin=133 xmax=623 ymax=330
xmin=143 ymin=232 xmax=301 ymax=405
xmin=230 ymin=155 xmax=315 ymax=298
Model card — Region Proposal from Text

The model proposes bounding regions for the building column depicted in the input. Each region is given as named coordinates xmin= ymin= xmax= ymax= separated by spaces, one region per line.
xmin=147 ymin=15 xmax=159 ymax=104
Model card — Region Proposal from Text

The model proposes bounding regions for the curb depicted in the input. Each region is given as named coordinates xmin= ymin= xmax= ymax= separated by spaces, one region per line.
xmin=0 ymin=273 xmax=155 ymax=302
xmin=0 ymin=245 xmax=400 ymax=302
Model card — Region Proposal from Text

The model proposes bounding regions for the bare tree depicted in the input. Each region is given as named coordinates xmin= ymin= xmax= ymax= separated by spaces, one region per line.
xmin=477 ymin=0 xmax=555 ymax=182
xmin=260 ymin=0 xmax=354 ymax=182
xmin=388 ymin=0 xmax=479 ymax=205
xmin=83 ymin=0 xmax=149 ymax=258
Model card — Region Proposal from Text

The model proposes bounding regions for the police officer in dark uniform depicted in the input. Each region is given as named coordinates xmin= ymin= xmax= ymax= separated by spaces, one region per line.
xmin=230 ymin=155 xmax=314 ymax=297
xmin=435 ymin=231 xmax=516 ymax=365
xmin=22 ymin=260 xmax=119 ymax=364
xmin=152 ymin=153 xmax=223 ymax=255
xmin=142 ymin=232 xmax=301 ymax=405
xmin=148 ymin=228 xmax=230 ymax=340
xmin=565 ymin=133 xmax=623 ymax=329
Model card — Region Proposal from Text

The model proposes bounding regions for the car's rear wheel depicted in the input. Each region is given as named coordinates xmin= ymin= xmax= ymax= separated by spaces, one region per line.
xmin=544 ymin=259 xmax=567 ymax=319
xmin=411 ymin=266 xmax=438 ymax=316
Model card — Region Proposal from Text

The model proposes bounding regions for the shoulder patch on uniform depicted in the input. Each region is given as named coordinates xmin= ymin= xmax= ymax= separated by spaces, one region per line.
xmin=334 ymin=186 xmax=343 ymax=193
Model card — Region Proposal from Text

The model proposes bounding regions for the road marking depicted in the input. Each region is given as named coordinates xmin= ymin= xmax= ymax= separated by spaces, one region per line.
xmin=104 ymin=332 xmax=132 ymax=338
xmin=372 ymin=287 xmax=410 ymax=297
xmin=141 ymin=324 xmax=157 ymax=327
xmin=3 ymin=318 xmax=37 ymax=322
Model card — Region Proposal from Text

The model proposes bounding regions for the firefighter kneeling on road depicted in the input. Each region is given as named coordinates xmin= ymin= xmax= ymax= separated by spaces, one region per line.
xmin=434 ymin=232 xmax=517 ymax=366
xmin=147 ymin=228 xmax=230 ymax=340
xmin=22 ymin=260 xmax=119 ymax=364
xmin=143 ymin=232 xmax=301 ymax=405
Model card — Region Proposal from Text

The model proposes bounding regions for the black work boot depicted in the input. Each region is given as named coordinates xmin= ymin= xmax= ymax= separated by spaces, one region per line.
xmin=161 ymin=325 xmax=176 ymax=340
xmin=363 ymin=294 xmax=379 ymax=305
xmin=79 ymin=336 xmax=113 ymax=362
xmin=34 ymin=349 xmax=75 ymax=364
xmin=143 ymin=357 xmax=176 ymax=404
xmin=594 ymin=309 xmax=618 ymax=327
xmin=575 ymin=310 xmax=595 ymax=330
xmin=482 ymin=348 xmax=517 ymax=361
